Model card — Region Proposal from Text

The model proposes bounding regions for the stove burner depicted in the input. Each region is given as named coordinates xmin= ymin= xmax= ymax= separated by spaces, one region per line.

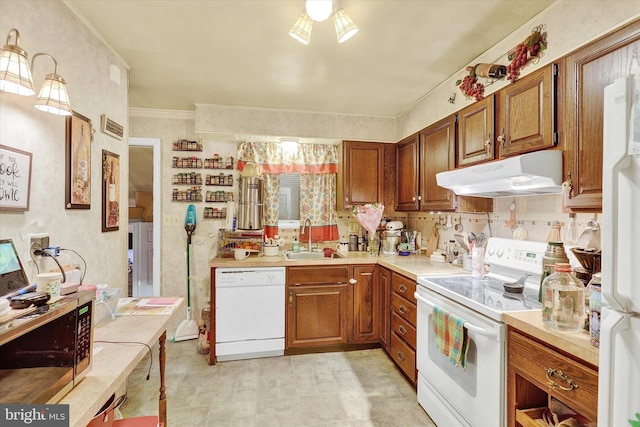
xmin=420 ymin=274 xmax=541 ymax=314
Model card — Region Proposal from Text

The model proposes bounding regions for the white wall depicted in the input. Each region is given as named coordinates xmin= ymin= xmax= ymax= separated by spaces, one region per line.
xmin=0 ymin=1 xmax=129 ymax=291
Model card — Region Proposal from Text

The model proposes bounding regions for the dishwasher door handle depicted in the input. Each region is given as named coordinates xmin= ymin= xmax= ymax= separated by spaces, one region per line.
xmin=414 ymin=291 xmax=500 ymax=341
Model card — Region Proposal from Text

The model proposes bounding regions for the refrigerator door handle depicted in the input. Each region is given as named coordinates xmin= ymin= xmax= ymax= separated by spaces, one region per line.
xmin=602 ymin=76 xmax=633 ymax=310
xmin=597 ymin=308 xmax=630 ymax=426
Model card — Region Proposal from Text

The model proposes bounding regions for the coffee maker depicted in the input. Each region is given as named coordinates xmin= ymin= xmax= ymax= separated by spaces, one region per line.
xmin=571 ymin=247 xmax=602 ymax=287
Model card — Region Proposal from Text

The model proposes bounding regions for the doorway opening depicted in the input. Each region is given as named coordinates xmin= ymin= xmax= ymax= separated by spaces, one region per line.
xmin=128 ymin=137 xmax=161 ymax=297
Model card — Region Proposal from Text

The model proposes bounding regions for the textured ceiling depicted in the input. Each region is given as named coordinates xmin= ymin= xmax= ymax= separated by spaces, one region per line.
xmin=67 ymin=0 xmax=554 ymax=117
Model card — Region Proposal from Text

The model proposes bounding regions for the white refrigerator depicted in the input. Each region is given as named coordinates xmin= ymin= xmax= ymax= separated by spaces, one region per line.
xmin=599 ymin=74 xmax=640 ymax=426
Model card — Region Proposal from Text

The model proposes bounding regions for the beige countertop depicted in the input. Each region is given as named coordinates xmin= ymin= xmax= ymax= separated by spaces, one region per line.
xmin=60 ymin=298 xmax=184 ymax=427
xmin=209 ymin=251 xmax=464 ymax=279
xmin=504 ymin=310 xmax=599 ymax=367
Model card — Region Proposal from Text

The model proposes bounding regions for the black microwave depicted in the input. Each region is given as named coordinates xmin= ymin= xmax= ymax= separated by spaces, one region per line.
xmin=0 ymin=290 xmax=95 ymax=404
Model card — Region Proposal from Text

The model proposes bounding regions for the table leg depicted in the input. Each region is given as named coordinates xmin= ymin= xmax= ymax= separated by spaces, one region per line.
xmin=159 ymin=331 xmax=167 ymax=426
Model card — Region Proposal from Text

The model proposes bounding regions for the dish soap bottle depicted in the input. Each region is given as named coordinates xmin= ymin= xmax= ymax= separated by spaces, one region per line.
xmin=292 ymin=237 xmax=300 ymax=253
xmin=541 ymin=263 xmax=585 ymax=331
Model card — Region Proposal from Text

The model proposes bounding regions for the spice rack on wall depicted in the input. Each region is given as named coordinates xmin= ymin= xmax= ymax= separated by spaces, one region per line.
xmin=171 ymin=139 xmax=236 ymax=220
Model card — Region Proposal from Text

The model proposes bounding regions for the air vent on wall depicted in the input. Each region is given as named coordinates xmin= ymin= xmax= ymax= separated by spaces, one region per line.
xmin=100 ymin=114 xmax=124 ymax=140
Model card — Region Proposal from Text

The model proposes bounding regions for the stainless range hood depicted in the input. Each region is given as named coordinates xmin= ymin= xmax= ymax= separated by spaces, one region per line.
xmin=436 ymin=150 xmax=563 ymax=198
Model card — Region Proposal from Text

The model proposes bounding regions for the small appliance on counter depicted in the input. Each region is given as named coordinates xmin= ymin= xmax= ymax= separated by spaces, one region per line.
xmin=382 ymin=221 xmax=403 ymax=255
xmin=0 ymin=290 xmax=95 ymax=404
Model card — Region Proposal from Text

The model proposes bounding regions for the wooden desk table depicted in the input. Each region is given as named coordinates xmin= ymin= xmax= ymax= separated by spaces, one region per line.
xmin=61 ymin=298 xmax=184 ymax=427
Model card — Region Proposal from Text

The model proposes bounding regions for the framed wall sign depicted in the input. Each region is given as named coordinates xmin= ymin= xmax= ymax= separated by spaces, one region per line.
xmin=65 ymin=111 xmax=92 ymax=209
xmin=102 ymin=150 xmax=120 ymax=232
xmin=0 ymin=145 xmax=32 ymax=211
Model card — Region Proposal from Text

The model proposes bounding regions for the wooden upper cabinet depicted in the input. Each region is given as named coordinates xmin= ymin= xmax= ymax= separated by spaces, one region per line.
xmin=563 ymin=19 xmax=640 ymax=211
xmin=419 ymin=115 xmax=456 ymax=211
xmin=457 ymin=94 xmax=496 ymax=167
xmin=342 ymin=141 xmax=385 ymax=209
xmin=395 ymin=133 xmax=420 ymax=211
xmin=497 ymin=63 xmax=559 ymax=158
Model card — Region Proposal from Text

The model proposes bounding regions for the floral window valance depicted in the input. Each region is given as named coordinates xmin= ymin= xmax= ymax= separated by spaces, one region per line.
xmin=237 ymin=141 xmax=338 ymax=174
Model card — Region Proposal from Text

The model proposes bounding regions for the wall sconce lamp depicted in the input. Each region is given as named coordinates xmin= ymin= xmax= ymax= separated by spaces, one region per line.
xmin=0 ymin=28 xmax=72 ymax=116
xmin=289 ymin=0 xmax=359 ymax=45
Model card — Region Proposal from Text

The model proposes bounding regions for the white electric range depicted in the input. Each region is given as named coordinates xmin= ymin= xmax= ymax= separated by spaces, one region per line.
xmin=414 ymin=237 xmax=547 ymax=427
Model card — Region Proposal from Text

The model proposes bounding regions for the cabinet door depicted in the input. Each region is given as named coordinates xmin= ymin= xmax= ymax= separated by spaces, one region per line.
xmin=342 ymin=141 xmax=385 ymax=209
xmin=378 ymin=266 xmax=391 ymax=352
xmin=395 ymin=133 xmax=419 ymax=211
xmin=286 ymin=283 xmax=349 ymax=348
xmin=419 ymin=115 xmax=456 ymax=211
xmin=351 ymin=265 xmax=379 ymax=343
xmin=457 ymin=95 xmax=496 ymax=167
xmin=498 ymin=64 xmax=558 ymax=158
xmin=563 ymin=19 xmax=640 ymax=211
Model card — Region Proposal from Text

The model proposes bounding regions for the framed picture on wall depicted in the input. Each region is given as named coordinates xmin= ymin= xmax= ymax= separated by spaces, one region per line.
xmin=102 ymin=150 xmax=120 ymax=232
xmin=0 ymin=145 xmax=32 ymax=211
xmin=65 ymin=111 xmax=92 ymax=209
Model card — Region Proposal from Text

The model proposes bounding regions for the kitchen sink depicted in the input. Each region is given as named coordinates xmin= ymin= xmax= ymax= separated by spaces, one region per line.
xmin=282 ymin=251 xmax=345 ymax=261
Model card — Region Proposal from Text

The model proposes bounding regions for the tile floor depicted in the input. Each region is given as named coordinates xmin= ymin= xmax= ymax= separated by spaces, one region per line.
xmin=120 ymin=340 xmax=437 ymax=426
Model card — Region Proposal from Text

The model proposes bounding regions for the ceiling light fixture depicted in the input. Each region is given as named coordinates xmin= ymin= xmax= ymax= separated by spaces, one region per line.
xmin=0 ymin=28 xmax=72 ymax=116
xmin=289 ymin=0 xmax=358 ymax=45
xmin=333 ymin=8 xmax=359 ymax=43
xmin=305 ymin=0 xmax=333 ymax=22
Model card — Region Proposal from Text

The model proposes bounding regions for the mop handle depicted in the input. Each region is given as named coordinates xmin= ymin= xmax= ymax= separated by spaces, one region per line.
xmin=186 ymin=240 xmax=191 ymax=307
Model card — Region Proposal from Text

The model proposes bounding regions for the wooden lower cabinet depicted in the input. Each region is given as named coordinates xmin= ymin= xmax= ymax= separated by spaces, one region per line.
xmin=287 ymin=282 xmax=350 ymax=348
xmin=387 ymin=272 xmax=418 ymax=386
xmin=285 ymin=264 xmax=380 ymax=351
xmin=378 ymin=266 xmax=392 ymax=352
xmin=507 ymin=328 xmax=598 ymax=426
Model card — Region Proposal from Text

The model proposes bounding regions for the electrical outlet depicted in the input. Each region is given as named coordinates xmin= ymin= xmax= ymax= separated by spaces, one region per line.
xmin=163 ymin=215 xmax=180 ymax=227
xmin=30 ymin=234 xmax=50 ymax=258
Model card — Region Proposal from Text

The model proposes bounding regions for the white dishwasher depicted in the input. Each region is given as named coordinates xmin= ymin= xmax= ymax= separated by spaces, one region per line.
xmin=215 ymin=267 xmax=286 ymax=361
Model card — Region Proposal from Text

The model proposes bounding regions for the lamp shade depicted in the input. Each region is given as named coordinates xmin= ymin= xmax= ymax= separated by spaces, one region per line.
xmin=334 ymin=9 xmax=359 ymax=43
xmin=0 ymin=29 xmax=35 ymax=96
xmin=289 ymin=12 xmax=313 ymax=45
xmin=34 ymin=72 xmax=72 ymax=116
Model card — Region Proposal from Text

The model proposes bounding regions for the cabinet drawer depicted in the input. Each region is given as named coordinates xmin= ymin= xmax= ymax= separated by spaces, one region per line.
xmin=509 ymin=330 xmax=598 ymax=420
xmin=287 ymin=266 xmax=349 ymax=285
xmin=391 ymin=311 xmax=416 ymax=349
xmin=391 ymin=272 xmax=416 ymax=301
xmin=390 ymin=332 xmax=416 ymax=384
xmin=391 ymin=293 xmax=416 ymax=326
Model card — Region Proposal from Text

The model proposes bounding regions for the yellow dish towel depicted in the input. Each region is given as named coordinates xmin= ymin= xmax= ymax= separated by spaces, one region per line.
xmin=432 ymin=305 xmax=470 ymax=369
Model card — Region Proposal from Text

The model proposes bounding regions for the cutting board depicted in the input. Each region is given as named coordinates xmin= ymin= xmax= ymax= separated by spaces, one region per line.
xmin=426 ymin=226 xmax=439 ymax=256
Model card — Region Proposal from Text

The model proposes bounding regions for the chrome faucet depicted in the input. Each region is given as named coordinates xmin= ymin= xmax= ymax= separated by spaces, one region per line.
xmin=302 ymin=218 xmax=312 ymax=252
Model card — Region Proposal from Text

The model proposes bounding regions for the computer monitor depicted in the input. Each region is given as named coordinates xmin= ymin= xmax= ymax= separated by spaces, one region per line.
xmin=0 ymin=239 xmax=31 ymax=297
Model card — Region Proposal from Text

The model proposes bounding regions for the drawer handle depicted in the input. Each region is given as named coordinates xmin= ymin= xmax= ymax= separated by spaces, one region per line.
xmin=399 ymin=305 xmax=408 ymax=314
xmin=396 ymin=351 xmax=406 ymax=362
xmin=399 ymin=284 xmax=407 ymax=292
xmin=545 ymin=367 xmax=578 ymax=391
xmin=398 ymin=325 xmax=407 ymax=335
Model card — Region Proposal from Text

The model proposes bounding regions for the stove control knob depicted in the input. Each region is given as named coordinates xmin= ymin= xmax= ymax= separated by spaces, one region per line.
xmin=487 ymin=246 xmax=495 ymax=256
xmin=497 ymin=248 xmax=505 ymax=257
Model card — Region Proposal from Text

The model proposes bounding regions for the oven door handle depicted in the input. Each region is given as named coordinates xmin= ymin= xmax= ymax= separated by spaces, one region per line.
xmin=414 ymin=292 xmax=500 ymax=341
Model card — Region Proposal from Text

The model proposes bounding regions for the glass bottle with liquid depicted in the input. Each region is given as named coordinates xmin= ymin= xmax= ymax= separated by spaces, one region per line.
xmin=541 ymin=263 xmax=585 ymax=331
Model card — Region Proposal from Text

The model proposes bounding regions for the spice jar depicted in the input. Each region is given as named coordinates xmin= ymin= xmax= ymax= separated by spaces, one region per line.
xmin=588 ymin=273 xmax=602 ymax=347
xmin=541 ymin=263 xmax=585 ymax=331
